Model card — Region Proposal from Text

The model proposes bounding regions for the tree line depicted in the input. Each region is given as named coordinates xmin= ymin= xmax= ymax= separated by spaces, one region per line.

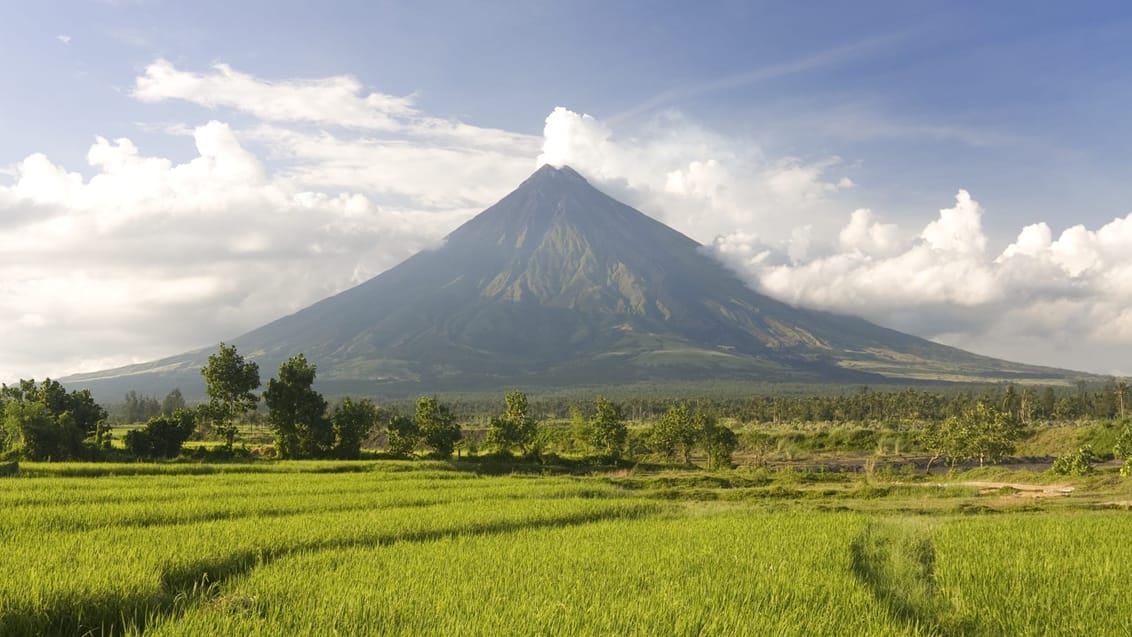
xmin=4 ymin=344 xmax=1130 ymax=473
xmin=121 ymin=344 xmax=740 ymax=466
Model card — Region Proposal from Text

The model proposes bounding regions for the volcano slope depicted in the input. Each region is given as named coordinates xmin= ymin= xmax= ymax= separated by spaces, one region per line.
xmin=66 ymin=165 xmax=1076 ymax=398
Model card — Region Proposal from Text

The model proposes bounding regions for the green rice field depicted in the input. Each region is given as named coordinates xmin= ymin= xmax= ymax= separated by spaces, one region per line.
xmin=1 ymin=461 xmax=1129 ymax=636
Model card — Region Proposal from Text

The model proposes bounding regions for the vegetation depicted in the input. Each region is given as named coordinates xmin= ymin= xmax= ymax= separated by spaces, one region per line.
xmin=589 ymin=395 xmax=628 ymax=459
xmin=485 ymin=390 xmax=540 ymax=456
xmin=386 ymin=412 xmax=420 ymax=457
xmin=123 ymin=410 xmax=196 ymax=459
xmin=2 ymin=349 xmax=1130 ymax=634
xmin=0 ymin=378 xmax=107 ymax=460
xmin=920 ymin=403 xmax=1022 ymax=471
xmin=415 ymin=395 xmax=461 ymax=458
xmin=0 ymin=461 xmax=1128 ymax=635
xmin=329 ymin=398 xmax=379 ymax=460
xmin=199 ymin=343 xmax=261 ymax=450
xmin=1051 ymin=444 xmax=1098 ymax=476
xmin=262 ymin=354 xmax=329 ymax=459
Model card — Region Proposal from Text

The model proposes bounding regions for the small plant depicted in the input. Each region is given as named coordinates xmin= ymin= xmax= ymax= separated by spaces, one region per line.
xmin=1051 ymin=445 xmax=1097 ymax=476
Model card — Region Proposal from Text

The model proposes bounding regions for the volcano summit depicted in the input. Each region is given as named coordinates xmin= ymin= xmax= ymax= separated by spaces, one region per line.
xmin=67 ymin=164 xmax=1072 ymax=397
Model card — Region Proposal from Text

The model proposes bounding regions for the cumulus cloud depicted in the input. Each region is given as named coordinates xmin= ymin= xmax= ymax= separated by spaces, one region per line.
xmin=0 ymin=112 xmax=529 ymax=381
xmin=536 ymin=106 xmax=854 ymax=244
xmin=710 ymin=189 xmax=1132 ymax=373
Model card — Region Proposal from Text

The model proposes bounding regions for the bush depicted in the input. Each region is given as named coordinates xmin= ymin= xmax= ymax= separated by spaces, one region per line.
xmin=124 ymin=410 xmax=196 ymax=459
xmin=1051 ymin=445 xmax=1097 ymax=476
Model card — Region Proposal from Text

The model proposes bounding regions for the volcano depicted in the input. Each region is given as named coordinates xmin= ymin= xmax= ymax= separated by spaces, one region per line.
xmin=66 ymin=165 xmax=1075 ymax=397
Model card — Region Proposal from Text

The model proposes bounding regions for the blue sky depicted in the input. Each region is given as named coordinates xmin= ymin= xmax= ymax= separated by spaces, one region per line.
xmin=2 ymin=0 xmax=1132 ymax=379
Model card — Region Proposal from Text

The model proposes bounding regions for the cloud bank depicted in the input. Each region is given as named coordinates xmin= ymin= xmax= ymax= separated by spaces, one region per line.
xmin=709 ymin=192 xmax=1132 ymax=373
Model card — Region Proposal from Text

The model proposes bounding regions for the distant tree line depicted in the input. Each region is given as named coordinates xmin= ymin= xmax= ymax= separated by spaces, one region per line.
xmin=118 ymin=389 xmax=186 ymax=424
xmin=511 ymin=381 xmax=1131 ymax=427
xmin=5 ymin=345 xmax=1131 ymax=473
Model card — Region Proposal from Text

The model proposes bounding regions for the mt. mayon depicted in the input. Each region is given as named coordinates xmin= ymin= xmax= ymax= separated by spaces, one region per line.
xmin=67 ymin=165 xmax=1072 ymax=398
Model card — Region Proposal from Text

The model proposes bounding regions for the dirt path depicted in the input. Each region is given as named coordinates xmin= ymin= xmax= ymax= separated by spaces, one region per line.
xmin=948 ymin=481 xmax=1075 ymax=498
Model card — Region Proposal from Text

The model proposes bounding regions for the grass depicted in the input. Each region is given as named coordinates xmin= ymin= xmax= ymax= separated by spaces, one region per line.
xmin=1 ymin=461 xmax=1129 ymax=635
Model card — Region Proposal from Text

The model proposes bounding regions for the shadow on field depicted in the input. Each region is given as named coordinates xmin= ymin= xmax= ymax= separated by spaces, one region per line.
xmin=9 ymin=506 xmax=659 ymax=637
xmin=849 ymin=520 xmax=975 ymax=636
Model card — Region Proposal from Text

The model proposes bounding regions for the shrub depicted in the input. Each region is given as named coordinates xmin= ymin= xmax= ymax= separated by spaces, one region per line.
xmin=124 ymin=410 xmax=196 ymax=459
xmin=1051 ymin=445 xmax=1097 ymax=476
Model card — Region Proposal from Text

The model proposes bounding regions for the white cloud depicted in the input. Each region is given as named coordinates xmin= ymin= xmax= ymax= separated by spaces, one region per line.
xmin=0 ymin=118 xmax=514 ymax=381
xmin=134 ymin=59 xmax=415 ymax=131
xmin=920 ymin=189 xmax=986 ymax=254
xmin=536 ymin=107 xmax=853 ymax=244
xmin=56 ymin=35 xmax=71 ymax=45
xmin=134 ymin=60 xmax=535 ymax=152
xmin=711 ymin=189 xmax=1132 ymax=373
xmin=838 ymin=209 xmax=902 ymax=255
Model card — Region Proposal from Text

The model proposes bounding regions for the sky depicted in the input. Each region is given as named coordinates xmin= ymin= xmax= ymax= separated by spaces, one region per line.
xmin=3 ymin=0 xmax=1132 ymax=382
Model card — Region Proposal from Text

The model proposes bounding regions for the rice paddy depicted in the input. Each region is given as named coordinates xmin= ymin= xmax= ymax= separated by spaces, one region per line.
xmin=1 ymin=461 xmax=1128 ymax=635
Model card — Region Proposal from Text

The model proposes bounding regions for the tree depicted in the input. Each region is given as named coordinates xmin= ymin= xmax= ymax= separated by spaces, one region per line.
xmin=162 ymin=388 xmax=186 ymax=416
xmin=123 ymin=391 xmax=161 ymax=423
xmin=386 ymin=413 xmax=420 ymax=457
xmin=589 ymin=396 xmax=627 ymax=459
xmin=1117 ymin=380 xmax=1129 ymax=421
xmin=262 ymin=354 xmax=328 ymax=459
xmin=701 ymin=416 xmax=738 ymax=470
xmin=1115 ymin=420 xmax=1132 ymax=477
xmin=415 ymin=396 xmax=461 ymax=458
xmin=2 ymin=401 xmax=65 ymax=460
xmin=124 ymin=409 xmax=196 ymax=459
xmin=964 ymin=403 xmax=1022 ymax=466
xmin=568 ymin=403 xmax=592 ymax=453
xmin=485 ymin=391 xmax=540 ymax=455
xmin=66 ymin=388 xmax=107 ymax=440
xmin=923 ymin=403 xmax=1021 ymax=470
xmin=0 ymin=379 xmax=107 ymax=460
xmin=331 ymin=398 xmax=379 ymax=460
xmin=200 ymin=343 xmax=260 ymax=451
xmin=648 ymin=402 xmax=700 ymax=464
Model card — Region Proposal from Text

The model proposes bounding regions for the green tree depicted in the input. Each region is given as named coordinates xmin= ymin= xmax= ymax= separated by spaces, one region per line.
xmin=123 ymin=391 xmax=161 ymax=423
xmin=331 ymin=398 xmax=379 ymax=460
xmin=1115 ymin=420 xmax=1132 ymax=477
xmin=0 ymin=379 xmax=106 ymax=460
xmin=924 ymin=403 xmax=1021 ymax=469
xmin=701 ymin=416 xmax=738 ymax=470
xmin=485 ymin=391 xmax=540 ymax=455
xmin=161 ymin=388 xmax=186 ymax=416
xmin=415 ymin=396 xmax=461 ymax=458
xmin=200 ymin=343 xmax=261 ymax=451
xmin=1051 ymin=445 xmax=1097 ymax=476
xmin=124 ymin=409 xmax=196 ymax=459
xmin=386 ymin=413 xmax=420 ymax=457
xmin=262 ymin=354 xmax=329 ymax=459
xmin=2 ymin=401 xmax=62 ymax=460
xmin=964 ymin=403 xmax=1022 ymax=466
xmin=568 ymin=403 xmax=592 ymax=453
xmin=589 ymin=396 xmax=627 ymax=459
xmin=648 ymin=402 xmax=699 ymax=463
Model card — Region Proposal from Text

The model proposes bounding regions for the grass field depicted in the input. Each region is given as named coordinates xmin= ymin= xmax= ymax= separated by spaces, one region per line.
xmin=2 ymin=461 xmax=1129 ymax=636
